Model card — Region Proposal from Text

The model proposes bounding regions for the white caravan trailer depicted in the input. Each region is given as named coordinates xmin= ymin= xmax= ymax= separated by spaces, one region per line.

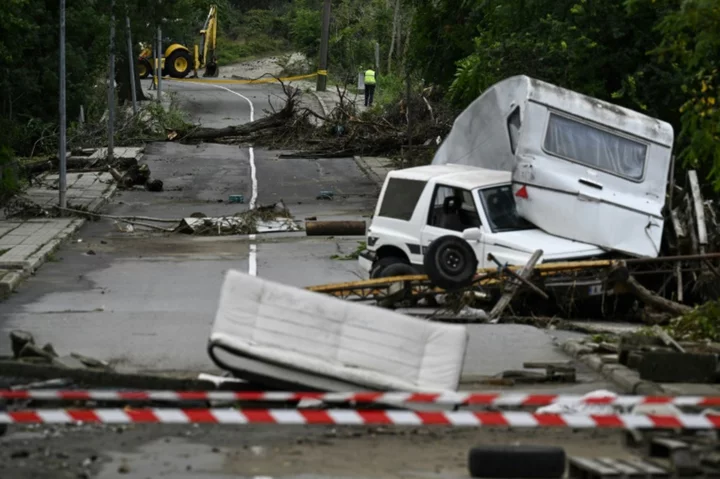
xmin=432 ymin=75 xmax=674 ymax=258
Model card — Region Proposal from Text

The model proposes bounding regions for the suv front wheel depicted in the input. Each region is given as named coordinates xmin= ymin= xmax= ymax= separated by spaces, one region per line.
xmin=370 ymin=256 xmax=411 ymax=279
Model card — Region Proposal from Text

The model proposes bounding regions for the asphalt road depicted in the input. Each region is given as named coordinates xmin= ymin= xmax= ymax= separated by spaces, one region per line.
xmin=0 ymin=75 xmax=624 ymax=479
xmin=0 ymin=79 xmax=608 ymax=387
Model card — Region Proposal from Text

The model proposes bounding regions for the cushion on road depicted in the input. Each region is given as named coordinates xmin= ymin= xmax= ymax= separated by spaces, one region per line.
xmin=209 ymin=269 xmax=469 ymax=391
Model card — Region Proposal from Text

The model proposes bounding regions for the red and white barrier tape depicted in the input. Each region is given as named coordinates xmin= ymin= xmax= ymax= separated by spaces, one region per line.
xmin=1 ymin=409 xmax=719 ymax=428
xmin=2 ymin=390 xmax=720 ymax=407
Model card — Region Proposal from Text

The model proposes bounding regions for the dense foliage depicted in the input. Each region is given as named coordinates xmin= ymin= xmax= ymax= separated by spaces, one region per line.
xmin=403 ymin=0 xmax=719 ymax=189
xmin=1 ymin=0 xmax=719 ymax=190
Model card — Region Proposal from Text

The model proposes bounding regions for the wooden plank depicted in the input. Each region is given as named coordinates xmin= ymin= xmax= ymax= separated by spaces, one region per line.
xmin=523 ymin=361 xmax=573 ymax=369
xmin=652 ymin=325 xmax=686 ymax=353
xmin=649 ymin=437 xmax=689 ymax=458
xmin=621 ymin=457 xmax=670 ymax=477
xmin=596 ymin=458 xmax=645 ymax=477
xmin=489 ymin=249 xmax=543 ymax=322
xmin=688 ymin=170 xmax=708 ymax=248
xmin=568 ymin=457 xmax=621 ymax=479
xmin=670 ymin=207 xmax=686 ymax=239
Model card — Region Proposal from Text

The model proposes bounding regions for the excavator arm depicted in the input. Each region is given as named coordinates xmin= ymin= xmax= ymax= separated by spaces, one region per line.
xmin=198 ymin=5 xmax=218 ymax=77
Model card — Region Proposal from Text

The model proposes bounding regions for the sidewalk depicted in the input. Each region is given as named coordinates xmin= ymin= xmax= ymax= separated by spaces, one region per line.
xmin=0 ymin=148 xmax=141 ymax=298
xmin=353 ymin=156 xmax=395 ymax=187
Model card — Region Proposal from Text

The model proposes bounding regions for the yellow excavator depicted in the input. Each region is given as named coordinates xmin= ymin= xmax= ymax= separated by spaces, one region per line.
xmin=137 ymin=4 xmax=219 ymax=80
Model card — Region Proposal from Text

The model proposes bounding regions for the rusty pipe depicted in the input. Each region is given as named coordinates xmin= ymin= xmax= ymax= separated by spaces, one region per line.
xmin=305 ymin=220 xmax=366 ymax=236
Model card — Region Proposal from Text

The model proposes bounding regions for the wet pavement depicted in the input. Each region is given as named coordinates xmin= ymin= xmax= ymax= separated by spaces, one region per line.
xmin=0 ymin=143 xmax=376 ymax=373
xmin=0 ymin=81 xmax=608 ymax=385
xmin=0 ymin=71 xmax=625 ymax=479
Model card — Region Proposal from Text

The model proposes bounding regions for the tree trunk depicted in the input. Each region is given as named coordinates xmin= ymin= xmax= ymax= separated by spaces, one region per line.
xmin=387 ymin=0 xmax=401 ymax=74
xmin=401 ymin=9 xmax=414 ymax=70
xmin=115 ymin=43 xmax=147 ymax=104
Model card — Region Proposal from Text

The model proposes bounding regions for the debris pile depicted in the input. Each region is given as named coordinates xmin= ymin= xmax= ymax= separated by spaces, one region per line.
xmin=173 ymin=79 xmax=454 ymax=160
xmin=176 ymin=201 xmax=301 ymax=235
xmin=8 ymin=330 xmax=112 ymax=372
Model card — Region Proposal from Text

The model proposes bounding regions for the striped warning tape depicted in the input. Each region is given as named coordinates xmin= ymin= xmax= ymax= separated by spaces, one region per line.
xmin=2 ymin=390 xmax=720 ymax=407
xmin=1 ymin=409 xmax=719 ymax=428
xmin=167 ymin=72 xmax=320 ymax=85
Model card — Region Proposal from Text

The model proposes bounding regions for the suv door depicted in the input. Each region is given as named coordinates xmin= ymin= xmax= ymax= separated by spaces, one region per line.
xmin=420 ymin=184 xmax=485 ymax=266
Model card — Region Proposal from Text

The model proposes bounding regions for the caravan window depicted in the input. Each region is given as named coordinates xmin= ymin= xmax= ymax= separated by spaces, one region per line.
xmin=543 ymin=113 xmax=647 ymax=181
xmin=507 ymin=107 xmax=521 ymax=154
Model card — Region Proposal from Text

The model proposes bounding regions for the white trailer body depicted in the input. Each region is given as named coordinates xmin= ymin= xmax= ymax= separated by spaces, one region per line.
xmin=432 ymin=75 xmax=674 ymax=257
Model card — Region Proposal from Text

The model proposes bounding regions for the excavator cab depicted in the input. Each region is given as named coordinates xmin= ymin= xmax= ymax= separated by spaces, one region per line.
xmin=136 ymin=4 xmax=219 ymax=80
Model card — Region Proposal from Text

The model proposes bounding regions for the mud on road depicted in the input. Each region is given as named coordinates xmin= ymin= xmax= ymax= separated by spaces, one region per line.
xmin=1 ymin=424 xmax=630 ymax=478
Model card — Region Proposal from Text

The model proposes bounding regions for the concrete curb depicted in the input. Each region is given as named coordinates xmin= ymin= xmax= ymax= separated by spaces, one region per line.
xmin=353 ymin=155 xmax=384 ymax=188
xmin=561 ymin=340 xmax=665 ymax=395
xmin=310 ymin=91 xmax=329 ymax=118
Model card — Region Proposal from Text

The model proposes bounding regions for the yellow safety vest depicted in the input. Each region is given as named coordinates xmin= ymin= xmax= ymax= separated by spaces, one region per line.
xmin=364 ymin=69 xmax=376 ymax=85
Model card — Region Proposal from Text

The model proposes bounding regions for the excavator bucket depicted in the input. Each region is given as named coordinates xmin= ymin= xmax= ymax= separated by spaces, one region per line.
xmin=203 ymin=60 xmax=219 ymax=78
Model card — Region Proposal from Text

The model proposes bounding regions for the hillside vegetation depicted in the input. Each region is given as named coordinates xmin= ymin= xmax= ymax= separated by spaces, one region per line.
xmin=0 ymin=0 xmax=718 ymax=191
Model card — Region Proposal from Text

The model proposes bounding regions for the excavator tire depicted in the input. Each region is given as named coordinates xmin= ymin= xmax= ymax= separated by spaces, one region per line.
xmin=138 ymin=58 xmax=152 ymax=79
xmin=165 ymin=49 xmax=193 ymax=79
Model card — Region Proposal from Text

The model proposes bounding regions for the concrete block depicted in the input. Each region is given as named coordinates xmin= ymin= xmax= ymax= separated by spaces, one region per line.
xmin=0 ymin=271 xmax=22 ymax=297
xmin=52 ymin=355 xmax=88 ymax=369
xmin=639 ymin=351 xmax=717 ymax=383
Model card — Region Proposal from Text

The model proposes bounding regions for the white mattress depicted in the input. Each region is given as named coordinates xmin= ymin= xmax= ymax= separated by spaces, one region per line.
xmin=208 ymin=270 xmax=469 ymax=392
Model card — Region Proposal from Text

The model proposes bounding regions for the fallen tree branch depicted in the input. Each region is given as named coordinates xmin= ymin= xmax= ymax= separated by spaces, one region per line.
xmin=624 ymin=274 xmax=692 ymax=316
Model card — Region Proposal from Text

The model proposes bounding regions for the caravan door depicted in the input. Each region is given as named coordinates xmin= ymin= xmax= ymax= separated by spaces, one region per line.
xmin=513 ymin=109 xmax=671 ymax=258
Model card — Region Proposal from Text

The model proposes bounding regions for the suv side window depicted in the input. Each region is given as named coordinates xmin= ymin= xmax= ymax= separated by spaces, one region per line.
xmin=377 ymin=178 xmax=426 ymax=221
xmin=427 ymin=185 xmax=481 ymax=232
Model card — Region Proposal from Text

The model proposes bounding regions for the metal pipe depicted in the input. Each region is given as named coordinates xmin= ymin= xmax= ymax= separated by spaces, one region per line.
xmin=624 ymin=252 xmax=720 ymax=264
xmin=156 ymin=24 xmax=162 ymax=100
xmin=108 ymin=0 xmax=115 ymax=164
xmin=305 ymin=221 xmax=366 ymax=236
xmin=58 ymin=0 xmax=67 ymax=211
xmin=125 ymin=15 xmax=138 ymax=115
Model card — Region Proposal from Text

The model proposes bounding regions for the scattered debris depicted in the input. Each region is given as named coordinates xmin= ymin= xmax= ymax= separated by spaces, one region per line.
xmin=176 ymin=202 xmax=300 ymax=235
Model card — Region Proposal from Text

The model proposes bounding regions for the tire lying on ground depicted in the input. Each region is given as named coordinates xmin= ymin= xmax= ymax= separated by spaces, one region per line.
xmin=370 ymin=256 xmax=411 ymax=279
xmin=423 ymin=235 xmax=478 ymax=290
xmin=468 ymin=445 xmax=566 ymax=478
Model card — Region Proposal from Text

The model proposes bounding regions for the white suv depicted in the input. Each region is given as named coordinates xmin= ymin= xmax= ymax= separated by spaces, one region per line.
xmin=359 ymin=164 xmax=607 ymax=286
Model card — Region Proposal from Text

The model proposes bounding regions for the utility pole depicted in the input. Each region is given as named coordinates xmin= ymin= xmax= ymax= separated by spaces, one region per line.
xmin=108 ymin=0 xmax=116 ymax=164
xmin=316 ymin=0 xmax=331 ymax=92
xmin=126 ymin=15 xmax=138 ymax=115
xmin=157 ymin=24 xmax=163 ymax=100
xmin=58 ymin=0 xmax=67 ymax=211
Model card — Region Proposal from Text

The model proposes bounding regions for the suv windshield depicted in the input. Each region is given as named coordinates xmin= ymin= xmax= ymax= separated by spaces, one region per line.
xmin=478 ymin=185 xmax=534 ymax=233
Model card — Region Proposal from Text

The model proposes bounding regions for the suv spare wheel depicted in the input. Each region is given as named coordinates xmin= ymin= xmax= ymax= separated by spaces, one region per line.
xmin=424 ymin=236 xmax=478 ymax=290
xmin=370 ymin=256 xmax=410 ymax=279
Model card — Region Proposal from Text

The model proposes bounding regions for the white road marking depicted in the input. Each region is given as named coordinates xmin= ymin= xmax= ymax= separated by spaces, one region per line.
xmin=178 ymin=81 xmax=259 ymax=276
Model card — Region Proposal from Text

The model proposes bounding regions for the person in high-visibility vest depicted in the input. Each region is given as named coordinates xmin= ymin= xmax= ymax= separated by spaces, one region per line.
xmin=364 ymin=68 xmax=377 ymax=107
